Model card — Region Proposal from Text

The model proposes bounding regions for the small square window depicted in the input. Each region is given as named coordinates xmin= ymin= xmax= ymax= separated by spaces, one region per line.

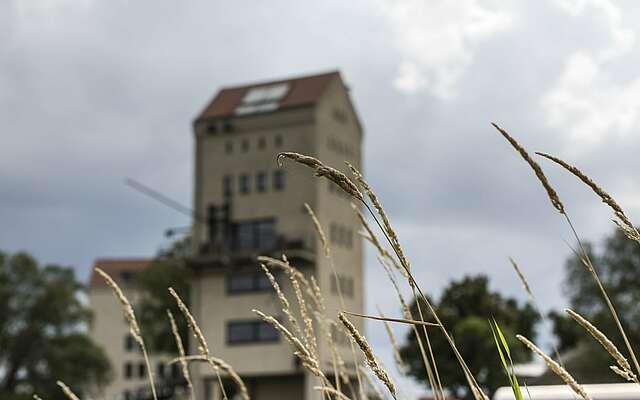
xmin=241 ymin=139 xmax=249 ymax=153
xmin=223 ymin=121 xmax=234 ymax=133
xmin=256 ymin=172 xmax=267 ymax=193
xmin=225 ymin=141 xmax=233 ymax=154
xmin=274 ymin=135 xmax=283 ymax=147
xmin=207 ymin=123 xmax=217 ymax=134
xmin=239 ymin=174 xmax=250 ymax=195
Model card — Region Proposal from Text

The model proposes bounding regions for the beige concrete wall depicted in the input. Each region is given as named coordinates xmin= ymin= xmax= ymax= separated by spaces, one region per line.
xmin=190 ymin=74 xmax=364 ymax=400
xmin=89 ymin=287 xmax=174 ymax=400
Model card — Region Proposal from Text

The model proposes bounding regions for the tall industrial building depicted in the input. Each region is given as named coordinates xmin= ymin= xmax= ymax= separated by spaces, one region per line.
xmin=89 ymin=71 xmax=364 ymax=400
xmin=188 ymin=71 xmax=364 ymax=400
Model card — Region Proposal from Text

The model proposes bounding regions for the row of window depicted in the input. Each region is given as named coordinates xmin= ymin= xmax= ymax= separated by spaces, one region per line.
xmin=227 ymin=270 xmax=275 ymax=294
xmin=330 ymin=222 xmax=355 ymax=249
xmin=227 ymin=320 xmax=279 ymax=344
xmin=330 ymin=274 xmax=355 ymax=298
xmin=223 ymin=171 xmax=285 ymax=196
xmin=327 ymin=136 xmax=356 ymax=158
xmin=224 ymin=134 xmax=283 ymax=154
xmin=123 ymin=360 xmax=179 ymax=380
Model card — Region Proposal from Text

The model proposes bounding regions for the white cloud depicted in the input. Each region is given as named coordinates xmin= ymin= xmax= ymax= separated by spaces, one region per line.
xmin=542 ymin=0 xmax=639 ymax=148
xmin=381 ymin=0 xmax=513 ymax=99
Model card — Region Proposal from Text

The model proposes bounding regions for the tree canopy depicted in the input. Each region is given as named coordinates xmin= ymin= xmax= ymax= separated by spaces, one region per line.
xmin=547 ymin=228 xmax=640 ymax=383
xmin=136 ymin=236 xmax=192 ymax=353
xmin=400 ymin=275 xmax=538 ymax=399
xmin=0 ymin=250 xmax=112 ymax=400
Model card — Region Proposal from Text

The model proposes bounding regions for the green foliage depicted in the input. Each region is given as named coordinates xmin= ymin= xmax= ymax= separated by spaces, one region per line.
xmin=400 ymin=275 xmax=538 ymax=399
xmin=0 ymin=250 xmax=112 ymax=400
xmin=549 ymin=227 xmax=640 ymax=383
xmin=490 ymin=319 xmax=523 ymax=400
xmin=136 ymin=236 xmax=192 ymax=353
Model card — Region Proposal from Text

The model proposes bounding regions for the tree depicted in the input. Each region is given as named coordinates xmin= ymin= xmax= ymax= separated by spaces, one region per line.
xmin=548 ymin=228 xmax=640 ymax=383
xmin=0 ymin=250 xmax=112 ymax=400
xmin=399 ymin=275 xmax=538 ymax=399
xmin=136 ymin=236 xmax=192 ymax=353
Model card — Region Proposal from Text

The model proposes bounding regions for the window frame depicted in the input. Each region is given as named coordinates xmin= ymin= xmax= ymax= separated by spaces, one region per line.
xmin=226 ymin=319 xmax=280 ymax=345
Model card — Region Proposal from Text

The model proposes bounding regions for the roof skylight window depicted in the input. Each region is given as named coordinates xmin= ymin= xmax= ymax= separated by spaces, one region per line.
xmin=235 ymin=83 xmax=290 ymax=115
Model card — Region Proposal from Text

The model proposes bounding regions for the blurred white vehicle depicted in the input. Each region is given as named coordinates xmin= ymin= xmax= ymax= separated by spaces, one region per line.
xmin=493 ymin=383 xmax=640 ymax=400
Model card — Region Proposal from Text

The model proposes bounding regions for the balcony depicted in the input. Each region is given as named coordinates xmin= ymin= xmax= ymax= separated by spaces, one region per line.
xmin=187 ymin=234 xmax=315 ymax=271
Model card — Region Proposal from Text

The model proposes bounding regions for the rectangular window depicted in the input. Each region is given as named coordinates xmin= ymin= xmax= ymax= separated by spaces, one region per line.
xmin=241 ymin=139 xmax=249 ymax=152
xmin=124 ymin=362 xmax=133 ymax=379
xmin=258 ymin=137 xmax=266 ymax=150
xmin=138 ymin=362 xmax=146 ymax=378
xmin=233 ymin=218 xmax=276 ymax=251
xmin=274 ymin=134 xmax=283 ymax=147
xmin=227 ymin=271 xmax=275 ymax=294
xmin=225 ymin=141 xmax=233 ymax=154
xmin=227 ymin=320 xmax=280 ymax=344
xmin=157 ymin=362 xmax=166 ymax=379
xmin=273 ymin=170 xmax=285 ymax=191
xmin=239 ymin=174 xmax=250 ymax=194
xmin=256 ymin=172 xmax=267 ymax=193
xmin=223 ymin=175 xmax=233 ymax=197
xmin=124 ymin=334 xmax=135 ymax=351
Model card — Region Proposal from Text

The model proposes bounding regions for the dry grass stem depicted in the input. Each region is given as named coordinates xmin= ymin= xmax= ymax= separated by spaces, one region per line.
xmin=343 ymin=311 xmax=438 ymax=327
xmin=95 ymin=268 xmax=157 ymax=400
xmin=491 ymin=123 xmax=564 ymax=213
xmin=33 ymin=395 xmax=44 ymax=400
xmin=168 ymin=287 xmax=229 ymax=400
xmin=359 ymin=365 xmax=387 ymax=400
xmin=169 ymin=287 xmax=209 ymax=356
xmin=339 ymin=313 xmax=396 ymax=397
xmin=259 ymin=263 xmax=304 ymax=340
xmin=536 ymin=152 xmax=639 ymax=240
xmin=377 ymin=306 xmax=407 ymax=374
xmin=289 ymin=271 xmax=318 ymax=359
xmin=313 ymin=386 xmax=352 ymax=400
xmin=611 ymin=365 xmax=638 ymax=382
xmin=304 ymin=203 xmax=330 ymax=257
xmin=56 ymin=381 xmax=81 ymax=400
xmin=172 ymin=355 xmax=249 ymax=400
xmin=167 ymin=310 xmax=195 ymax=400
xmin=517 ymin=335 xmax=591 ymax=400
xmin=277 ymin=152 xmax=363 ymax=201
xmin=566 ymin=308 xmax=635 ymax=381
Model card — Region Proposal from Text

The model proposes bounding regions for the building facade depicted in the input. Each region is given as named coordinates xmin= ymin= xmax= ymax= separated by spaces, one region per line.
xmin=189 ymin=71 xmax=364 ymax=400
xmin=89 ymin=259 xmax=183 ymax=400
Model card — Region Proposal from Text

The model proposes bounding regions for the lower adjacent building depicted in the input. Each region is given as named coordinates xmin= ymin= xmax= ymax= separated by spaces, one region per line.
xmin=89 ymin=259 xmax=183 ymax=400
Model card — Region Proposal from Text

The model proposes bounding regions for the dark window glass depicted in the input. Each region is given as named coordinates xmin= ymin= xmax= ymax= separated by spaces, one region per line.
xmin=241 ymin=139 xmax=249 ymax=153
xmin=138 ymin=362 xmax=146 ymax=378
xmin=228 ymin=322 xmax=254 ymax=343
xmin=207 ymin=124 xmax=217 ymax=134
xmin=256 ymin=172 xmax=267 ymax=193
xmin=124 ymin=362 xmax=133 ymax=379
xmin=125 ymin=334 xmax=135 ymax=351
xmin=239 ymin=174 xmax=250 ymax=194
xmin=223 ymin=121 xmax=233 ymax=133
xmin=171 ymin=363 xmax=180 ymax=379
xmin=256 ymin=219 xmax=276 ymax=249
xmin=274 ymin=135 xmax=283 ymax=147
xmin=236 ymin=223 xmax=254 ymax=250
xmin=228 ymin=320 xmax=280 ymax=344
xmin=257 ymin=322 xmax=279 ymax=341
xmin=256 ymin=273 xmax=272 ymax=291
xmin=123 ymin=390 xmax=132 ymax=400
xmin=258 ymin=137 xmax=266 ymax=150
xmin=157 ymin=362 xmax=166 ymax=378
xmin=228 ymin=273 xmax=255 ymax=293
xmin=225 ymin=141 xmax=233 ymax=154
xmin=273 ymin=170 xmax=285 ymax=191
xmin=223 ymin=175 xmax=233 ymax=197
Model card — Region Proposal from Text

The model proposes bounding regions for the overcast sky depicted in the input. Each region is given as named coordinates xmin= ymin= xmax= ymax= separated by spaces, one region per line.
xmin=3 ymin=0 xmax=640 ymax=397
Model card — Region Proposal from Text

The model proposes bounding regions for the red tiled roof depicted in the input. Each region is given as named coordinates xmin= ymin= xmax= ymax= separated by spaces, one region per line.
xmin=195 ymin=71 xmax=341 ymax=121
xmin=89 ymin=258 xmax=152 ymax=288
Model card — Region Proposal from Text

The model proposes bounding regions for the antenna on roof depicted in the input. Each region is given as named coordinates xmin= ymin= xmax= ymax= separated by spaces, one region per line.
xmin=124 ymin=178 xmax=207 ymax=236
